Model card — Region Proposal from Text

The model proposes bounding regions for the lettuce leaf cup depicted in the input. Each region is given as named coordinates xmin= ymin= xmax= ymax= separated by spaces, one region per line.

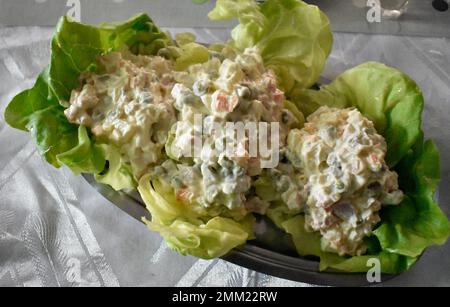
xmin=281 ymin=62 xmax=450 ymax=272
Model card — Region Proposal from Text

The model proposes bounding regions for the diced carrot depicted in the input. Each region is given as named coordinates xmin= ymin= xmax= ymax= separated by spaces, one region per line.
xmin=176 ymin=188 xmax=192 ymax=203
xmin=92 ymin=125 xmax=104 ymax=136
xmin=248 ymin=157 xmax=259 ymax=167
xmin=305 ymin=135 xmax=316 ymax=142
xmin=304 ymin=123 xmax=316 ymax=133
xmin=265 ymin=72 xmax=277 ymax=93
xmin=215 ymin=92 xmax=238 ymax=113
xmin=215 ymin=92 xmax=229 ymax=112
xmin=370 ymin=154 xmax=378 ymax=163
xmin=273 ymin=89 xmax=285 ymax=104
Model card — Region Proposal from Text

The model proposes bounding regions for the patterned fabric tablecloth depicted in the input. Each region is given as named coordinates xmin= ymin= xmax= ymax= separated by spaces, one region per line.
xmin=0 ymin=26 xmax=449 ymax=287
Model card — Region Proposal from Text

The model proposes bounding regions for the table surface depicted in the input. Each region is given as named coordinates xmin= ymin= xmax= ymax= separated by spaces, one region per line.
xmin=1 ymin=0 xmax=450 ymax=38
xmin=0 ymin=23 xmax=449 ymax=286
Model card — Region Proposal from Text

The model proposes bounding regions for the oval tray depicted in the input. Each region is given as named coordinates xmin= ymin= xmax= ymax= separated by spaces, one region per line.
xmin=82 ymin=173 xmax=398 ymax=286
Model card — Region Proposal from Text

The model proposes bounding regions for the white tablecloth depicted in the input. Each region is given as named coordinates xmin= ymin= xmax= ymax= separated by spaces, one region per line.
xmin=0 ymin=26 xmax=449 ymax=287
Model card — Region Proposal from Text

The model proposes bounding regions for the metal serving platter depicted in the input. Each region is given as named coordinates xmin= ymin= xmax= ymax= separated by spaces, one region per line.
xmin=82 ymin=173 xmax=397 ymax=286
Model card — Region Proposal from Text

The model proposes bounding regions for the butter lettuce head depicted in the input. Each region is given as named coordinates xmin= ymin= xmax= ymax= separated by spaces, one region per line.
xmin=208 ymin=0 xmax=333 ymax=92
xmin=138 ymin=176 xmax=255 ymax=259
xmin=4 ymin=14 xmax=171 ymax=188
xmin=281 ymin=62 xmax=450 ymax=273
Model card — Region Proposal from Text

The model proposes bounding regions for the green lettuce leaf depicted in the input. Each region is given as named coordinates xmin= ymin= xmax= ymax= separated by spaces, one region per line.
xmin=290 ymin=62 xmax=424 ymax=166
xmin=267 ymin=202 xmax=298 ymax=230
xmin=5 ymin=68 xmax=57 ymax=131
xmin=174 ymin=32 xmax=197 ymax=46
xmin=254 ymin=176 xmax=279 ymax=203
xmin=94 ymin=145 xmax=137 ymax=191
xmin=147 ymin=217 xmax=253 ymax=259
xmin=374 ymin=140 xmax=450 ymax=257
xmin=208 ymin=0 xmax=333 ymax=91
xmin=56 ymin=125 xmax=106 ymax=175
xmin=284 ymin=100 xmax=305 ymax=128
xmin=175 ymin=42 xmax=210 ymax=71
xmin=138 ymin=175 xmax=255 ymax=259
xmin=6 ymin=68 xmax=85 ymax=168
